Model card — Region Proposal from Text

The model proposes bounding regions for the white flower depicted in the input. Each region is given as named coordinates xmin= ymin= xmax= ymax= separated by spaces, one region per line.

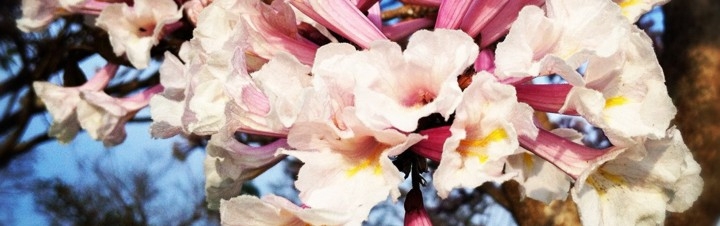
xmin=495 ymin=0 xmax=629 ymax=82
xmin=76 ymin=85 xmax=161 ymax=146
xmin=95 ymin=0 xmax=182 ymax=68
xmin=282 ymin=113 xmax=424 ymax=224
xmin=561 ymin=27 xmax=676 ymax=146
xmin=313 ymin=29 xmax=477 ymax=132
xmin=32 ymin=64 xmax=118 ymax=143
xmin=433 ymin=73 xmax=536 ymax=198
xmin=572 ymin=128 xmax=702 ymax=226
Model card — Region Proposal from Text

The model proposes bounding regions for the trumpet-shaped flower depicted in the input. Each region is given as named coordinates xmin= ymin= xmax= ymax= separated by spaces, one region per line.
xmin=16 ymin=0 xmax=109 ymax=32
xmin=33 ymin=64 xmax=118 ymax=143
xmin=282 ymin=113 xmax=424 ymax=224
xmin=495 ymin=0 xmax=629 ymax=81
xmin=76 ymin=85 xmax=162 ymax=146
xmin=313 ymin=29 xmax=477 ymax=132
xmin=433 ymin=73 xmax=537 ymax=198
xmin=572 ymin=128 xmax=702 ymax=226
xmin=561 ymin=27 xmax=675 ymax=146
xmin=95 ymin=0 xmax=182 ymax=68
xmin=220 ymin=195 xmax=352 ymax=226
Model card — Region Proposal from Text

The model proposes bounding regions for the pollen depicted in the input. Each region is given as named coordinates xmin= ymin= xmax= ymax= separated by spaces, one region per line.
xmin=457 ymin=128 xmax=509 ymax=164
xmin=586 ymin=169 xmax=626 ymax=197
xmin=345 ymin=143 xmax=388 ymax=177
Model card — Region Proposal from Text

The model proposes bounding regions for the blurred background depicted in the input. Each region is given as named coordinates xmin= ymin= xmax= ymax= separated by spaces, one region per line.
xmin=0 ymin=0 xmax=718 ymax=225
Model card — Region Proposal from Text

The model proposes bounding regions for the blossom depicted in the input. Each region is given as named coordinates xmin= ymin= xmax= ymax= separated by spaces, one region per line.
xmin=282 ymin=113 xmax=424 ymax=224
xmin=76 ymin=85 xmax=162 ymax=146
xmin=95 ymin=0 xmax=182 ymax=68
xmin=571 ymin=128 xmax=702 ymax=226
xmin=33 ymin=63 xmax=118 ymax=143
xmin=494 ymin=0 xmax=629 ymax=80
xmin=561 ymin=27 xmax=676 ymax=146
xmin=16 ymin=0 xmax=109 ymax=32
xmin=313 ymin=29 xmax=477 ymax=132
xmin=433 ymin=72 xmax=536 ymax=198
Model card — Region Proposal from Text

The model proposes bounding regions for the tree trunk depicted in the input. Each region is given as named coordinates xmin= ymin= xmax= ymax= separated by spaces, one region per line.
xmin=661 ymin=0 xmax=720 ymax=225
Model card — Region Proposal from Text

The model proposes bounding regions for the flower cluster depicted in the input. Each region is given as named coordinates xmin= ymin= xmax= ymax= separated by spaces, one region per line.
xmin=21 ymin=0 xmax=702 ymax=225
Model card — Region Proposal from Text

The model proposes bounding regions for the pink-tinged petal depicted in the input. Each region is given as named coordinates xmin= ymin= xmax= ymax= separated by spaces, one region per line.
xmin=435 ymin=0 xmax=473 ymax=29
xmin=116 ymin=84 xmax=163 ymax=110
xmin=182 ymin=0 xmax=212 ymax=24
xmin=76 ymin=91 xmax=132 ymax=146
xmin=33 ymin=63 xmax=118 ymax=143
xmin=289 ymin=0 xmax=387 ymax=49
xmin=478 ymin=0 xmax=544 ymax=48
xmin=515 ymin=83 xmax=578 ymax=114
xmin=16 ymin=0 xmax=109 ymax=32
xmin=242 ymin=0 xmax=319 ymax=65
xmin=518 ymin=128 xmax=624 ymax=180
xmin=356 ymin=0 xmax=380 ymax=12
xmin=411 ymin=126 xmax=451 ymax=162
xmin=507 ymin=128 xmax=578 ymax=204
xmin=205 ymin=128 xmax=289 ymax=209
xmin=474 ymin=49 xmax=495 ymax=73
xmin=382 ymin=18 xmax=434 ymax=41
xmin=367 ymin=3 xmax=383 ymax=29
xmin=459 ymin=0 xmax=509 ymax=38
xmin=404 ymin=187 xmax=432 ymax=226
xmin=80 ymin=63 xmax=119 ymax=90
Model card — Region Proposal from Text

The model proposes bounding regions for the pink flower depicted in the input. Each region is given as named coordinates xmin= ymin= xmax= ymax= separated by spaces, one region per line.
xmin=77 ymin=85 xmax=163 ymax=146
xmin=33 ymin=63 xmax=118 ymax=143
xmin=17 ymin=0 xmax=110 ymax=32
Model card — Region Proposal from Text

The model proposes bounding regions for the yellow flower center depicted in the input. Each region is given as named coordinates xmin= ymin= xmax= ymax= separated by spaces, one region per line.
xmin=345 ymin=144 xmax=388 ymax=177
xmin=604 ymin=96 xmax=629 ymax=109
xmin=457 ymin=128 xmax=508 ymax=164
